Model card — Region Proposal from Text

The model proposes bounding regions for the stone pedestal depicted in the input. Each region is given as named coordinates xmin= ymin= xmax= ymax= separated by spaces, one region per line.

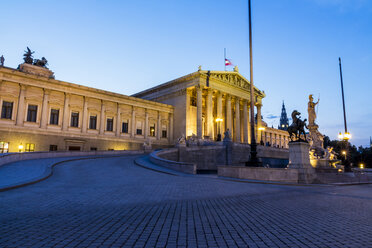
xmin=19 ymin=63 xmax=55 ymax=78
xmin=288 ymin=141 xmax=316 ymax=183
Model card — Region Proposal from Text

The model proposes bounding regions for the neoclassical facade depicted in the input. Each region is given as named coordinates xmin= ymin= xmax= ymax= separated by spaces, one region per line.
xmin=0 ymin=64 xmax=173 ymax=152
xmin=133 ymin=66 xmax=290 ymax=147
xmin=0 ymin=64 xmax=289 ymax=153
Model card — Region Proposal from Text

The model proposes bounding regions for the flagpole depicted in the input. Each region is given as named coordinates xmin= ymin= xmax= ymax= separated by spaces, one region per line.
xmin=224 ymin=48 xmax=226 ymax=71
xmin=247 ymin=0 xmax=260 ymax=166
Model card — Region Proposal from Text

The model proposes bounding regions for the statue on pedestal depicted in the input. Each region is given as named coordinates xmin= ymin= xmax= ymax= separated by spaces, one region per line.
xmin=0 ymin=55 xmax=4 ymax=66
xmin=287 ymin=110 xmax=308 ymax=142
xmin=308 ymin=94 xmax=319 ymax=126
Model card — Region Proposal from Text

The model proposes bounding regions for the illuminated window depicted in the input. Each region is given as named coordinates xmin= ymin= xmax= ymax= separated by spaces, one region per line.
xmin=50 ymin=109 xmax=59 ymax=125
xmin=25 ymin=143 xmax=35 ymax=152
xmin=122 ymin=121 xmax=129 ymax=133
xmin=71 ymin=112 xmax=79 ymax=127
xmin=27 ymin=105 xmax=38 ymax=122
xmin=89 ymin=115 xmax=97 ymax=129
xmin=0 ymin=142 xmax=9 ymax=153
xmin=106 ymin=118 xmax=113 ymax=131
xmin=1 ymin=101 xmax=13 ymax=119
xmin=150 ymin=124 xmax=155 ymax=137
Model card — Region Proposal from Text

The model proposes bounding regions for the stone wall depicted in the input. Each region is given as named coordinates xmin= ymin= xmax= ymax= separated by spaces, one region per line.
xmin=155 ymin=143 xmax=289 ymax=172
xmin=149 ymin=149 xmax=196 ymax=174
xmin=0 ymin=150 xmax=144 ymax=167
xmin=218 ymin=166 xmax=299 ymax=183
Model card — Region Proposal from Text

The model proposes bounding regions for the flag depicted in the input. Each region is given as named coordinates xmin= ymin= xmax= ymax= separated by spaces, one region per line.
xmin=225 ymin=58 xmax=232 ymax=66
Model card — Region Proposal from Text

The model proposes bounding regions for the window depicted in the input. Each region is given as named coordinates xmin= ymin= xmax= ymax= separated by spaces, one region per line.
xmin=49 ymin=145 xmax=58 ymax=151
xmin=71 ymin=112 xmax=79 ymax=127
xmin=162 ymin=124 xmax=167 ymax=138
xmin=25 ymin=143 xmax=35 ymax=152
xmin=90 ymin=147 xmax=97 ymax=151
xmin=106 ymin=118 xmax=113 ymax=131
xmin=27 ymin=105 xmax=38 ymax=122
xmin=0 ymin=142 xmax=9 ymax=153
xmin=150 ymin=124 xmax=155 ymax=137
xmin=89 ymin=115 xmax=97 ymax=129
xmin=1 ymin=101 xmax=13 ymax=119
xmin=162 ymin=130 xmax=167 ymax=138
xmin=50 ymin=109 xmax=59 ymax=125
xmin=122 ymin=121 xmax=129 ymax=133
xmin=136 ymin=121 xmax=142 ymax=135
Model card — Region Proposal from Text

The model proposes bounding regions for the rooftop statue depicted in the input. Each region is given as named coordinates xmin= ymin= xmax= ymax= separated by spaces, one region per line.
xmin=0 ymin=55 xmax=4 ymax=66
xmin=33 ymin=57 xmax=48 ymax=68
xmin=287 ymin=110 xmax=308 ymax=142
xmin=23 ymin=47 xmax=34 ymax=64
xmin=308 ymin=94 xmax=319 ymax=126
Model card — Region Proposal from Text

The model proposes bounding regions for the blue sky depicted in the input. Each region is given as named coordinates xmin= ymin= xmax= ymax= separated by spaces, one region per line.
xmin=1 ymin=0 xmax=371 ymax=147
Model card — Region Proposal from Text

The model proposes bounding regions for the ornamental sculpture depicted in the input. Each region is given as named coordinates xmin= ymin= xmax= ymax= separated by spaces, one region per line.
xmin=287 ymin=110 xmax=308 ymax=142
xmin=22 ymin=47 xmax=49 ymax=68
xmin=23 ymin=47 xmax=34 ymax=64
xmin=308 ymin=94 xmax=319 ymax=126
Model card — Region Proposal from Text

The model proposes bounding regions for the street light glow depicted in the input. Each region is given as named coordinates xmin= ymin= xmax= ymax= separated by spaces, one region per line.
xmin=215 ymin=118 xmax=223 ymax=122
xmin=258 ymin=127 xmax=265 ymax=131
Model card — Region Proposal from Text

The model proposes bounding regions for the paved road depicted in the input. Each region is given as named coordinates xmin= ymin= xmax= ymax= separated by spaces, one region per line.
xmin=0 ymin=155 xmax=371 ymax=247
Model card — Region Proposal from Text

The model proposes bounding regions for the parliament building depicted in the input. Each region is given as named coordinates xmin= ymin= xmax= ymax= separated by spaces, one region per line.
xmin=0 ymin=62 xmax=289 ymax=153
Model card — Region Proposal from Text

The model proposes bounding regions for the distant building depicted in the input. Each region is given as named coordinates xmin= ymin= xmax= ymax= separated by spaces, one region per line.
xmin=370 ymin=136 xmax=372 ymax=148
xmin=278 ymin=101 xmax=289 ymax=130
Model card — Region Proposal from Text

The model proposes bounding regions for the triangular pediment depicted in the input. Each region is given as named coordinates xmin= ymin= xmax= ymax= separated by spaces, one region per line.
xmin=199 ymin=70 xmax=265 ymax=97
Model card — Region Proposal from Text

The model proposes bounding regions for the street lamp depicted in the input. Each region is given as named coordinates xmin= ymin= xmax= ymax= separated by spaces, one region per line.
xmin=359 ymin=163 xmax=364 ymax=169
xmin=18 ymin=144 xmax=23 ymax=152
xmin=258 ymin=127 xmax=265 ymax=145
xmin=215 ymin=118 xmax=223 ymax=141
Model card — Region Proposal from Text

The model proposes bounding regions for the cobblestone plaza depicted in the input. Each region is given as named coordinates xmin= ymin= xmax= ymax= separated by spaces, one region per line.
xmin=0 ymin=155 xmax=371 ymax=247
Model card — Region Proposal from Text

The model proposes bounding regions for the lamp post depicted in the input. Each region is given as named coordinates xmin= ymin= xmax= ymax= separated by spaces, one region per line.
xmin=246 ymin=0 xmax=261 ymax=166
xmin=338 ymin=57 xmax=352 ymax=171
xmin=216 ymin=118 xmax=223 ymax=141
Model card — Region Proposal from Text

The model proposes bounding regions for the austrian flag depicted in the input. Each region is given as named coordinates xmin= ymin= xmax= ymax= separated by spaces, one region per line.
xmin=225 ymin=58 xmax=232 ymax=66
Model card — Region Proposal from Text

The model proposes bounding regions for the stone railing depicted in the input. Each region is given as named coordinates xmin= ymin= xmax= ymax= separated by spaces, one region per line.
xmin=0 ymin=150 xmax=144 ymax=167
xmin=149 ymin=149 xmax=196 ymax=174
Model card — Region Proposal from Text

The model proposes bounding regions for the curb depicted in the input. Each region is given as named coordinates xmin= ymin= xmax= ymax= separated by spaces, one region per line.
xmin=134 ymin=156 xmax=181 ymax=176
xmin=0 ymin=154 xmax=136 ymax=192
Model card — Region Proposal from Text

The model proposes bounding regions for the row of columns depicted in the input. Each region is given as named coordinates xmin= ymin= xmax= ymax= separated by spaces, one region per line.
xmin=14 ymin=85 xmax=173 ymax=142
xmin=195 ymin=85 xmax=262 ymax=144
xmin=261 ymin=130 xmax=289 ymax=148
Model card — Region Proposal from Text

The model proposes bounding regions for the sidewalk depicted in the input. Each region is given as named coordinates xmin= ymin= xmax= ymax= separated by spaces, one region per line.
xmin=0 ymin=154 xmax=132 ymax=191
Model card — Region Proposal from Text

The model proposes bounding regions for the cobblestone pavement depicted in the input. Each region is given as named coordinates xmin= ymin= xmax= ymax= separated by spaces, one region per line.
xmin=0 ymin=155 xmax=371 ymax=248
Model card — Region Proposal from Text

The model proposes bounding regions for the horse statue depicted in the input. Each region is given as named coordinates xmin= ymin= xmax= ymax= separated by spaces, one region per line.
xmin=287 ymin=110 xmax=308 ymax=141
xmin=33 ymin=57 xmax=48 ymax=68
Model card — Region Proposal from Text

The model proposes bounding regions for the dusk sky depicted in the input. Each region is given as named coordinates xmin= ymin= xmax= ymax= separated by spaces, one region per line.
xmin=1 ymin=0 xmax=371 ymax=147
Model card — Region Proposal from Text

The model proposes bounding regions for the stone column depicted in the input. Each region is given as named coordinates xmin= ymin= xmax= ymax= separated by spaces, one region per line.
xmin=144 ymin=110 xmax=148 ymax=139
xmin=81 ymin=97 xmax=88 ymax=133
xmin=116 ymin=103 xmax=121 ymax=137
xmin=216 ymin=92 xmax=223 ymax=137
xmin=243 ymin=100 xmax=248 ymax=143
xmin=206 ymin=89 xmax=213 ymax=139
xmin=157 ymin=111 xmax=161 ymax=140
xmin=279 ymin=134 xmax=282 ymax=148
xmin=131 ymin=107 xmax=136 ymax=137
xmin=16 ymin=85 xmax=27 ymax=126
xmin=62 ymin=93 xmax=70 ymax=131
xmin=196 ymin=85 xmax=203 ymax=139
xmin=40 ymin=89 xmax=50 ymax=129
xmin=186 ymin=89 xmax=191 ymax=137
xmin=169 ymin=113 xmax=174 ymax=142
xmin=256 ymin=104 xmax=262 ymax=142
xmin=234 ymin=98 xmax=241 ymax=142
xmin=99 ymin=101 xmax=105 ymax=135
xmin=226 ymin=94 xmax=232 ymax=134
xmin=247 ymin=102 xmax=251 ymax=143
